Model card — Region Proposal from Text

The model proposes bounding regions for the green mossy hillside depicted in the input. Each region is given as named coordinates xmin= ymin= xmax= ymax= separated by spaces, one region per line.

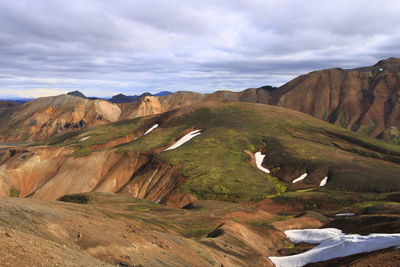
xmin=38 ymin=102 xmax=400 ymax=201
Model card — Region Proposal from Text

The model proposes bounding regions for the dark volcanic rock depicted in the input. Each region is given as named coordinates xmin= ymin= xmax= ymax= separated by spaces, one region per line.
xmin=67 ymin=90 xmax=87 ymax=98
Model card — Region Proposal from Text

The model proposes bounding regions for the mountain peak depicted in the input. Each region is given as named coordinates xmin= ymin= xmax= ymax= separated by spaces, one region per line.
xmin=67 ymin=90 xmax=86 ymax=98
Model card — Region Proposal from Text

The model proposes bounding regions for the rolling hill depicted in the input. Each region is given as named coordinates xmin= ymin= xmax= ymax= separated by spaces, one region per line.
xmin=1 ymin=102 xmax=399 ymax=204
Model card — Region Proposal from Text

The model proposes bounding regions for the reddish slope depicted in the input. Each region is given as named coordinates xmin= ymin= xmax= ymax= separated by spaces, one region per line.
xmin=271 ymin=57 xmax=400 ymax=141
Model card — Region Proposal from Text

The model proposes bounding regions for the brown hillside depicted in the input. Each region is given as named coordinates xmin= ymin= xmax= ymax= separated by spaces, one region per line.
xmin=0 ymin=95 xmax=121 ymax=142
xmin=271 ymin=57 xmax=400 ymax=142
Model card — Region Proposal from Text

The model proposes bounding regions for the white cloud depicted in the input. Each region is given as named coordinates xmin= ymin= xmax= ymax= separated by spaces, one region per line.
xmin=0 ymin=88 xmax=67 ymax=98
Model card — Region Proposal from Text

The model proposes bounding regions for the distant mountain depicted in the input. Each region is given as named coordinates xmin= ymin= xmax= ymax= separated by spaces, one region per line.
xmin=0 ymin=98 xmax=35 ymax=103
xmin=109 ymin=93 xmax=144 ymax=103
xmin=109 ymin=91 xmax=172 ymax=103
xmin=153 ymin=91 xmax=172 ymax=96
xmin=0 ymin=95 xmax=121 ymax=142
xmin=67 ymin=90 xmax=87 ymax=98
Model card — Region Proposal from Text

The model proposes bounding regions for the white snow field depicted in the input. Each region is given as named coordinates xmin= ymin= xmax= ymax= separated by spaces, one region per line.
xmin=144 ymin=124 xmax=159 ymax=135
xmin=292 ymin=173 xmax=307 ymax=183
xmin=164 ymin=130 xmax=202 ymax=151
xmin=319 ymin=176 xmax=328 ymax=186
xmin=284 ymin=228 xmax=343 ymax=244
xmin=269 ymin=228 xmax=400 ymax=267
xmin=254 ymin=152 xmax=270 ymax=174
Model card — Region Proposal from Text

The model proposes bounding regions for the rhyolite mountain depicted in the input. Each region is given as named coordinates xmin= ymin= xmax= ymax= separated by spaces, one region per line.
xmin=0 ymin=95 xmax=121 ymax=142
xmin=270 ymin=57 xmax=400 ymax=144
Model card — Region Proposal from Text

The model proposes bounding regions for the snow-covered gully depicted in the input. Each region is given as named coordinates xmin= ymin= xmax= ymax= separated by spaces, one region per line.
xmin=319 ymin=176 xmax=328 ymax=186
xmin=254 ymin=152 xmax=270 ymax=174
xmin=292 ymin=173 xmax=307 ymax=183
xmin=144 ymin=124 xmax=159 ymax=135
xmin=164 ymin=130 xmax=202 ymax=151
xmin=269 ymin=228 xmax=400 ymax=267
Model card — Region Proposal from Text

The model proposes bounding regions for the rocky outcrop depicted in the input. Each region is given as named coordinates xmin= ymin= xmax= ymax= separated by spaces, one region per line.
xmin=0 ymin=146 xmax=184 ymax=202
xmin=120 ymin=158 xmax=185 ymax=202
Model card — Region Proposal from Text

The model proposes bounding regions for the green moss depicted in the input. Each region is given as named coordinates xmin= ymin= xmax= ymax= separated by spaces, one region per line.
xmin=357 ymin=120 xmax=377 ymax=136
xmin=339 ymin=111 xmax=348 ymax=127
xmin=383 ymin=126 xmax=400 ymax=145
xmin=22 ymin=132 xmax=30 ymax=141
xmin=9 ymin=189 xmax=19 ymax=198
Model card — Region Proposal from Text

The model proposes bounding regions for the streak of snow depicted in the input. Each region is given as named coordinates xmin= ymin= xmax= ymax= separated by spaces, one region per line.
xmin=269 ymin=230 xmax=400 ymax=267
xmin=79 ymin=136 xmax=90 ymax=142
xmin=335 ymin=213 xmax=355 ymax=217
xmin=379 ymin=68 xmax=384 ymax=71
xmin=319 ymin=176 xmax=328 ymax=187
xmin=254 ymin=152 xmax=270 ymax=174
xmin=292 ymin=173 xmax=307 ymax=183
xmin=164 ymin=130 xmax=202 ymax=151
xmin=144 ymin=124 xmax=159 ymax=135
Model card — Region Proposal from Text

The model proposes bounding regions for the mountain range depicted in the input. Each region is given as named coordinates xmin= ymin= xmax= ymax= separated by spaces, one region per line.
xmin=1 ymin=58 xmax=399 ymax=144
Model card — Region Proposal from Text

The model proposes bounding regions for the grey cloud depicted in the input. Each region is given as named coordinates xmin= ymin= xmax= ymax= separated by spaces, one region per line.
xmin=0 ymin=0 xmax=399 ymax=97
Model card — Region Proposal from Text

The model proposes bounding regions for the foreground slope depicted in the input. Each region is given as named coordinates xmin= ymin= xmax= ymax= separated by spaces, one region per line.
xmin=1 ymin=102 xmax=399 ymax=202
xmin=0 ymin=192 xmax=325 ymax=267
xmin=1 ymin=191 xmax=399 ymax=267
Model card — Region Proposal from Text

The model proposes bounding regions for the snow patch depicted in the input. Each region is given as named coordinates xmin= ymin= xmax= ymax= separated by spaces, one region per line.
xmin=379 ymin=68 xmax=384 ymax=71
xmin=335 ymin=213 xmax=355 ymax=217
xmin=144 ymin=124 xmax=158 ymax=135
xmin=269 ymin=230 xmax=400 ymax=267
xmin=284 ymin=228 xmax=343 ymax=244
xmin=319 ymin=176 xmax=328 ymax=187
xmin=164 ymin=130 xmax=202 ymax=151
xmin=79 ymin=136 xmax=90 ymax=142
xmin=254 ymin=152 xmax=270 ymax=174
xmin=292 ymin=173 xmax=307 ymax=183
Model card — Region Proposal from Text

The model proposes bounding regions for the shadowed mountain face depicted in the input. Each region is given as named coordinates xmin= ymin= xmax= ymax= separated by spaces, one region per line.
xmin=109 ymin=91 xmax=172 ymax=103
xmin=67 ymin=90 xmax=87 ymax=98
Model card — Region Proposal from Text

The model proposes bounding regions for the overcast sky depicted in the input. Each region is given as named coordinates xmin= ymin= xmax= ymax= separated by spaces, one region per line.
xmin=0 ymin=0 xmax=399 ymax=98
